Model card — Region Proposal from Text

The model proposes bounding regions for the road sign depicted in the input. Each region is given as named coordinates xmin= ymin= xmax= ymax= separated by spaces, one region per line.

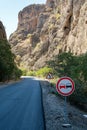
xmin=56 ymin=77 xmax=75 ymax=96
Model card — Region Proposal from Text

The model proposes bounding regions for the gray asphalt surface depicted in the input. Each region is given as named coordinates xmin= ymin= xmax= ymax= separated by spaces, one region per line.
xmin=0 ymin=77 xmax=45 ymax=130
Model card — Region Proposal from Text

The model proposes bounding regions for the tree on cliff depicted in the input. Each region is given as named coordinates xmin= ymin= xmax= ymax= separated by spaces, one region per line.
xmin=0 ymin=39 xmax=21 ymax=81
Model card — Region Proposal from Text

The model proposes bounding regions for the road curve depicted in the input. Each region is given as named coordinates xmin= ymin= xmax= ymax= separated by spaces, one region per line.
xmin=0 ymin=77 xmax=45 ymax=130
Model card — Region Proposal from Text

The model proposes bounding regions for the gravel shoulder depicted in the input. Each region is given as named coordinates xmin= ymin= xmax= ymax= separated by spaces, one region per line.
xmin=40 ymin=80 xmax=87 ymax=130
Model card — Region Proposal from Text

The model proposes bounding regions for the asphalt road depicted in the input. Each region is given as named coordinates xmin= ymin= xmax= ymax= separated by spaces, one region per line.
xmin=0 ymin=77 xmax=45 ymax=130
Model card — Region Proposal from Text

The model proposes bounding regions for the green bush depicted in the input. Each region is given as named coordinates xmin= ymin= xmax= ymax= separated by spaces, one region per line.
xmin=21 ymin=67 xmax=53 ymax=78
xmin=36 ymin=67 xmax=53 ymax=77
xmin=21 ymin=68 xmax=27 ymax=76
xmin=0 ymin=39 xmax=21 ymax=81
xmin=48 ymin=52 xmax=87 ymax=109
xmin=27 ymin=71 xmax=36 ymax=76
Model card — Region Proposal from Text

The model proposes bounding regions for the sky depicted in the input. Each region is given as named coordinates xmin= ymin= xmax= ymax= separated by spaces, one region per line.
xmin=0 ymin=0 xmax=46 ymax=39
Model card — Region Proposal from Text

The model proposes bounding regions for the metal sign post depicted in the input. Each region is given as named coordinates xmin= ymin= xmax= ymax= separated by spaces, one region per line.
xmin=64 ymin=96 xmax=68 ymax=122
xmin=62 ymin=96 xmax=71 ymax=127
xmin=56 ymin=77 xmax=75 ymax=127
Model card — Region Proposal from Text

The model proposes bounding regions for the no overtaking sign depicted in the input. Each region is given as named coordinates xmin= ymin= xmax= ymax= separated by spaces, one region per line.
xmin=56 ymin=77 xmax=75 ymax=96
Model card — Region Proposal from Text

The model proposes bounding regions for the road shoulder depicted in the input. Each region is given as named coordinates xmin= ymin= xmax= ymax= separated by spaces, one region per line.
xmin=40 ymin=80 xmax=87 ymax=130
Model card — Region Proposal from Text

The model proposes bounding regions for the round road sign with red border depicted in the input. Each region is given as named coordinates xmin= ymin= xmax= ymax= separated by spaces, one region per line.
xmin=56 ymin=77 xmax=75 ymax=96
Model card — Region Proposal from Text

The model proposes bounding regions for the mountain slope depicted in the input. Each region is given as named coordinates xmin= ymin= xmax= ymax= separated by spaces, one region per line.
xmin=9 ymin=0 xmax=87 ymax=70
xmin=0 ymin=21 xmax=7 ymax=39
xmin=0 ymin=21 xmax=21 ymax=81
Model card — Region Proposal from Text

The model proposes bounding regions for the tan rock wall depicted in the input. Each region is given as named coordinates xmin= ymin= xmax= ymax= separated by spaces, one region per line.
xmin=9 ymin=0 xmax=87 ymax=70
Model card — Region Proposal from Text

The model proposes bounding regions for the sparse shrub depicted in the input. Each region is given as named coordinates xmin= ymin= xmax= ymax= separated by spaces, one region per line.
xmin=36 ymin=67 xmax=53 ymax=77
xmin=55 ymin=13 xmax=61 ymax=20
xmin=27 ymin=33 xmax=32 ymax=38
xmin=21 ymin=68 xmax=27 ymax=76
xmin=48 ymin=23 xmax=55 ymax=31
xmin=27 ymin=71 xmax=36 ymax=76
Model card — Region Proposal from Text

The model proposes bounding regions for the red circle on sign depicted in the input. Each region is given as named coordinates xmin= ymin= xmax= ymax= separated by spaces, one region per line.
xmin=56 ymin=77 xmax=75 ymax=96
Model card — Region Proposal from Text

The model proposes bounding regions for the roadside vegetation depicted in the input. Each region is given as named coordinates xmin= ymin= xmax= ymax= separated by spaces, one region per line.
xmin=0 ymin=40 xmax=22 ymax=82
xmin=47 ymin=52 xmax=87 ymax=111
xmin=22 ymin=52 xmax=87 ymax=111
xmin=22 ymin=66 xmax=53 ymax=78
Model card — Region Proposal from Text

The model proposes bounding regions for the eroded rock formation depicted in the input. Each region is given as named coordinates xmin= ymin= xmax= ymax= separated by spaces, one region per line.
xmin=9 ymin=0 xmax=87 ymax=70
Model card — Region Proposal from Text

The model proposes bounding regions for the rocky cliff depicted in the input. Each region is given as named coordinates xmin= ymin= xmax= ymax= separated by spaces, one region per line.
xmin=0 ymin=21 xmax=7 ymax=39
xmin=9 ymin=0 xmax=87 ymax=70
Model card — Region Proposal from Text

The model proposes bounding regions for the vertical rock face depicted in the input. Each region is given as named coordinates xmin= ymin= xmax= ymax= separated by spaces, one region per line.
xmin=9 ymin=4 xmax=45 ymax=46
xmin=9 ymin=0 xmax=87 ymax=70
xmin=18 ymin=4 xmax=45 ymax=33
xmin=66 ymin=1 xmax=87 ymax=54
xmin=0 ymin=21 xmax=7 ymax=39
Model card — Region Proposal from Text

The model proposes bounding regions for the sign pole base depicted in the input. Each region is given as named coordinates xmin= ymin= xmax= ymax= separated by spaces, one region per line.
xmin=62 ymin=97 xmax=72 ymax=128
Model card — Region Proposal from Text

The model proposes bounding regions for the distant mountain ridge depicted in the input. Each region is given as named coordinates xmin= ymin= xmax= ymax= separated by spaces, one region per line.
xmin=9 ymin=0 xmax=87 ymax=70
